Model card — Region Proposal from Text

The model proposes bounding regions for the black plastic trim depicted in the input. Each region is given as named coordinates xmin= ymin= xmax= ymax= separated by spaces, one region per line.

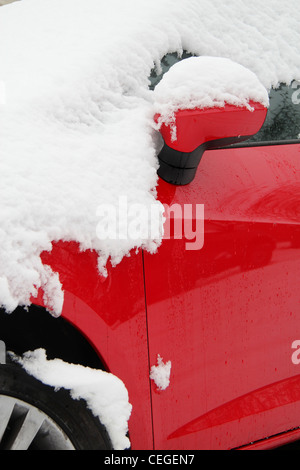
xmin=222 ymin=139 xmax=300 ymax=149
xmin=158 ymin=135 xmax=251 ymax=185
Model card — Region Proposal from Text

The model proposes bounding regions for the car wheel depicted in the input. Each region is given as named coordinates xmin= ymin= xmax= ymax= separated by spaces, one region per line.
xmin=0 ymin=343 xmax=112 ymax=450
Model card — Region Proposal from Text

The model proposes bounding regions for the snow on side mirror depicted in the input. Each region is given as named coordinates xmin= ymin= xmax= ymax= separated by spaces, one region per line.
xmin=153 ymin=57 xmax=268 ymax=185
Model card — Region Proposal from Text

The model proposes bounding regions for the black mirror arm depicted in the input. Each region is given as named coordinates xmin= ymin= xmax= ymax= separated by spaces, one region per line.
xmin=157 ymin=135 xmax=251 ymax=185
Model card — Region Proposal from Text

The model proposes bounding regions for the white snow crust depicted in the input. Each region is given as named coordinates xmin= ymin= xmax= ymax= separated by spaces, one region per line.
xmin=0 ymin=0 xmax=300 ymax=314
xmin=12 ymin=349 xmax=132 ymax=450
xmin=150 ymin=355 xmax=171 ymax=391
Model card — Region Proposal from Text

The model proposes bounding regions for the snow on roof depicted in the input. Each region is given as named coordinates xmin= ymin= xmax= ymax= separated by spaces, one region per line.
xmin=0 ymin=0 xmax=300 ymax=314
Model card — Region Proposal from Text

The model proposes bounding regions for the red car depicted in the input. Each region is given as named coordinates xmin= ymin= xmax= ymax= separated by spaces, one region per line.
xmin=0 ymin=49 xmax=300 ymax=451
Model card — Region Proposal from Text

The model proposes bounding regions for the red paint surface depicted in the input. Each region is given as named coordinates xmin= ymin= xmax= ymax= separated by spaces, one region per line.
xmin=33 ymin=140 xmax=300 ymax=449
xmin=39 ymin=244 xmax=154 ymax=450
xmin=144 ymin=142 xmax=300 ymax=449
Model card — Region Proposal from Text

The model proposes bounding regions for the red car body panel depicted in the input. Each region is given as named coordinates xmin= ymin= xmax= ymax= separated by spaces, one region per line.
xmin=145 ymin=143 xmax=300 ymax=449
xmin=37 ymin=245 xmax=154 ymax=450
xmin=33 ymin=141 xmax=300 ymax=449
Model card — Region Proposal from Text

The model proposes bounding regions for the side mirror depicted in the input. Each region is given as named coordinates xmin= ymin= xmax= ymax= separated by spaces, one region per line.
xmin=153 ymin=57 xmax=268 ymax=185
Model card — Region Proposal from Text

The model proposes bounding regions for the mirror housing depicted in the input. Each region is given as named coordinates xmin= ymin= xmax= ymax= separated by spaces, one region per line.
xmin=156 ymin=101 xmax=267 ymax=185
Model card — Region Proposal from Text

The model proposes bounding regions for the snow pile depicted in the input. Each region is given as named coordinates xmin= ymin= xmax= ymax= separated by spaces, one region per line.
xmin=150 ymin=355 xmax=171 ymax=391
xmin=11 ymin=349 xmax=132 ymax=450
xmin=153 ymin=57 xmax=269 ymax=140
xmin=0 ymin=0 xmax=300 ymax=314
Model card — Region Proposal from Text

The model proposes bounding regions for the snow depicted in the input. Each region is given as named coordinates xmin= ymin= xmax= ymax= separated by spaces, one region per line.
xmin=11 ymin=348 xmax=132 ymax=450
xmin=0 ymin=0 xmax=300 ymax=314
xmin=150 ymin=355 xmax=171 ymax=391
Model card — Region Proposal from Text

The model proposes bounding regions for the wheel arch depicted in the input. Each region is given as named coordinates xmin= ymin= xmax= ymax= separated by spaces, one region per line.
xmin=0 ymin=303 xmax=106 ymax=370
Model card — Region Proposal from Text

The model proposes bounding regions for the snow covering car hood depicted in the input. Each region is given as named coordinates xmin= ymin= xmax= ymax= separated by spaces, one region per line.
xmin=0 ymin=0 xmax=299 ymax=314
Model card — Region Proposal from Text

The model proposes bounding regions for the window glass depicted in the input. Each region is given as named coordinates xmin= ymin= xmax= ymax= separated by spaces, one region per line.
xmin=149 ymin=51 xmax=194 ymax=90
xmin=248 ymin=81 xmax=300 ymax=142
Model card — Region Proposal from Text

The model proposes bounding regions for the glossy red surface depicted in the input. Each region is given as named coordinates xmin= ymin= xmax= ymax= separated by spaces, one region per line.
xmin=33 ymin=141 xmax=300 ymax=449
xmin=38 ymin=244 xmax=154 ymax=450
xmin=144 ymin=142 xmax=300 ymax=449
xmin=157 ymin=102 xmax=267 ymax=152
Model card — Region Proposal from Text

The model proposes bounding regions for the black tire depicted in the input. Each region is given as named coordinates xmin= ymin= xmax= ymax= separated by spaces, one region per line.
xmin=0 ymin=361 xmax=112 ymax=450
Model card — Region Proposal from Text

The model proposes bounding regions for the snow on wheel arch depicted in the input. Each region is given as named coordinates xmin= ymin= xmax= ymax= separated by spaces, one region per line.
xmin=11 ymin=348 xmax=132 ymax=450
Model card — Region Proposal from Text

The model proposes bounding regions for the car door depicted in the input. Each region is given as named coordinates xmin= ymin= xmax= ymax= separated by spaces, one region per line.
xmin=143 ymin=81 xmax=300 ymax=449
